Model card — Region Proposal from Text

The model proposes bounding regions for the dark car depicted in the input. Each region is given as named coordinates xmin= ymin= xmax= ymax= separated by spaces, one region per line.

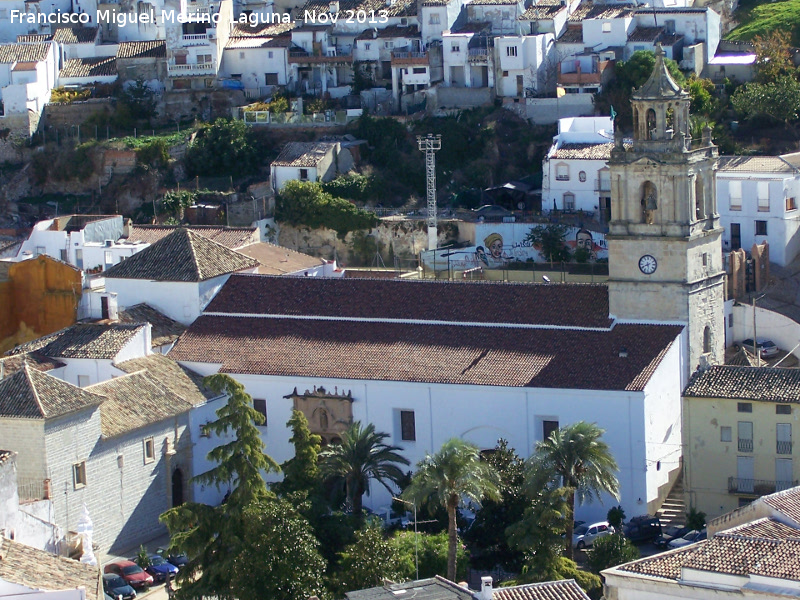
xmin=156 ymin=547 xmax=189 ymax=570
xmin=104 ymin=561 xmax=153 ymax=590
xmin=623 ymin=515 xmax=662 ymax=544
xmin=143 ymin=554 xmax=179 ymax=582
xmin=103 ymin=574 xmax=136 ymax=600
xmin=654 ymin=525 xmax=692 ymax=549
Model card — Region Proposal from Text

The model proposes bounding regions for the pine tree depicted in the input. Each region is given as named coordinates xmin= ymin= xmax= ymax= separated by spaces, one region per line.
xmin=275 ymin=410 xmax=322 ymax=498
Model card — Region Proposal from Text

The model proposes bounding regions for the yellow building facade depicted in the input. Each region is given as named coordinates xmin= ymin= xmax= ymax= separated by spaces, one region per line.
xmin=684 ymin=365 xmax=799 ymax=520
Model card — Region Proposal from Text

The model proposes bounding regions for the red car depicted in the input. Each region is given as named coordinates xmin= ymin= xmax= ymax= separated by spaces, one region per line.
xmin=104 ymin=561 xmax=153 ymax=589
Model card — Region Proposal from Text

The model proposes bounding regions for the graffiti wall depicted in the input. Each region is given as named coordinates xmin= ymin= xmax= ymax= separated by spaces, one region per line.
xmin=422 ymin=223 xmax=608 ymax=271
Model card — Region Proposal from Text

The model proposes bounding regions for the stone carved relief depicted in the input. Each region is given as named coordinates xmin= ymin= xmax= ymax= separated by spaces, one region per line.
xmin=284 ymin=385 xmax=354 ymax=445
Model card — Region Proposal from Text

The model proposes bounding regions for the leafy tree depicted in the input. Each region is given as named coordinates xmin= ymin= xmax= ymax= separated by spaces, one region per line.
xmin=134 ymin=545 xmax=152 ymax=569
xmin=120 ymin=78 xmax=157 ymax=122
xmin=274 ymin=410 xmax=322 ymax=498
xmin=276 ymin=180 xmax=379 ymax=239
xmin=463 ymin=439 xmax=527 ymax=572
xmin=586 ymin=534 xmax=639 ymax=575
xmin=530 ymin=422 xmax=620 ymax=561
xmin=688 ymin=77 xmax=716 ymax=117
xmin=392 ymin=530 xmax=468 ymax=581
xmin=136 ymin=138 xmax=170 ymax=169
xmin=753 ymin=31 xmax=797 ymax=84
xmin=322 ymin=172 xmax=376 ymax=202
xmin=731 ymin=76 xmax=800 ymax=134
xmin=185 ymin=118 xmax=264 ymax=177
xmin=161 ymin=190 xmax=196 ymax=219
xmin=526 ymin=224 xmax=571 ymax=263
xmin=160 ymin=374 xmax=280 ymax=600
xmin=686 ymin=507 xmax=706 ymax=531
xmin=606 ymin=505 xmax=625 ymax=530
xmin=403 ymin=438 xmax=500 ymax=581
xmin=331 ymin=523 xmax=403 ymax=595
xmin=319 ymin=421 xmax=409 ymax=517
xmin=230 ymin=498 xmax=327 ymax=600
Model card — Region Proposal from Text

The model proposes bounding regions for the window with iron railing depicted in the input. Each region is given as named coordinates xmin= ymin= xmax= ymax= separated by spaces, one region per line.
xmin=739 ymin=421 xmax=753 ymax=453
xmin=778 ymin=423 xmax=792 ymax=455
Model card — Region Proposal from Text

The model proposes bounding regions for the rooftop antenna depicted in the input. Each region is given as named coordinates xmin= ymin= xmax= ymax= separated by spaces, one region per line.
xmin=417 ymin=134 xmax=442 ymax=251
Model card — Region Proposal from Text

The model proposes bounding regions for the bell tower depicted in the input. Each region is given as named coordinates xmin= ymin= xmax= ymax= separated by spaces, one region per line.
xmin=607 ymin=45 xmax=725 ymax=382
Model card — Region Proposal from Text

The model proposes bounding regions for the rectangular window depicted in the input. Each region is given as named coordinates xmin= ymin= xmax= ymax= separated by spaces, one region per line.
xmin=556 ymin=164 xmax=569 ymax=181
xmin=738 ymin=421 xmax=754 ymax=453
xmin=36 ymin=246 xmax=46 ymax=256
xmin=543 ymin=420 xmax=559 ymax=441
xmin=728 ymin=313 xmax=734 ymax=327
xmin=721 ymin=426 xmax=732 ymax=442
xmin=787 ymin=196 xmax=797 ymax=211
xmin=384 ymin=41 xmax=394 ymax=49
xmin=777 ymin=423 xmax=792 ymax=455
xmin=506 ymin=46 xmax=518 ymax=57
xmin=758 ymin=182 xmax=770 ymax=212
xmin=702 ymin=253 xmax=708 ymax=267
xmin=729 ymin=181 xmax=742 ymax=211
xmin=143 ymin=438 xmax=155 ymax=463
xmin=253 ymin=399 xmax=267 ymax=425
xmin=299 ymin=168 xmax=309 ymax=181
xmin=602 ymin=21 xmax=611 ymax=32
xmin=755 ymin=220 xmax=768 ymax=236
xmin=413 ymin=67 xmax=426 ymax=74
xmin=73 ymin=461 xmax=87 ymax=488
xmin=777 ymin=404 xmax=792 ymax=415
xmin=197 ymin=54 xmax=212 ymax=64
xmin=104 ymin=250 xmax=113 ymax=265
xmin=738 ymin=402 xmax=753 ymax=413
xmin=77 ymin=375 xmax=89 ymax=387
xmin=400 ymin=410 xmax=416 ymax=441
xmin=268 ymin=51 xmax=273 ymax=58
xmin=429 ymin=13 xmax=440 ymax=24
xmin=451 ymin=44 xmax=460 ymax=52
xmin=364 ymin=43 xmax=371 ymax=50
xmin=563 ymin=193 xmax=575 ymax=211
xmin=776 ymin=458 xmax=793 ymax=490
xmin=239 ymin=51 xmax=245 ymax=59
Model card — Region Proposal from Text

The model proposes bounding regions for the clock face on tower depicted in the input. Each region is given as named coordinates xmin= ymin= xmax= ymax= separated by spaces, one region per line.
xmin=639 ymin=254 xmax=657 ymax=275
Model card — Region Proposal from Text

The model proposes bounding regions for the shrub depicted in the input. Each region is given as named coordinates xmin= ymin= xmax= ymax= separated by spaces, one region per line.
xmin=586 ymin=534 xmax=639 ymax=574
xmin=50 ymin=87 xmax=91 ymax=103
xmin=136 ymin=138 xmax=170 ymax=168
xmin=184 ymin=118 xmax=264 ymax=178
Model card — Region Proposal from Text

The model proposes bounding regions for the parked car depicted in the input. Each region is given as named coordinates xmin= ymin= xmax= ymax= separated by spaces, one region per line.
xmin=572 ymin=521 xmax=614 ymax=550
xmin=735 ymin=338 xmax=779 ymax=358
xmin=104 ymin=561 xmax=153 ymax=589
xmin=156 ymin=547 xmax=189 ymax=570
xmin=654 ymin=525 xmax=692 ymax=549
xmin=102 ymin=574 xmax=136 ymax=600
xmin=668 ymin=529 xmax=707 ymax=549
xmin=623 ymin=515 xmax=662 ymax=544
xmin=142 ymin=554 xmax=178 ymax=582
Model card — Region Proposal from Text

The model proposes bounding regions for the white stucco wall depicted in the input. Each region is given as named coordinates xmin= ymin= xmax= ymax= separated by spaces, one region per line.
xmin=104 ymin=279 xmax=202 ymax=325
xmin=728 ymin=302 xmax=800 ymax=360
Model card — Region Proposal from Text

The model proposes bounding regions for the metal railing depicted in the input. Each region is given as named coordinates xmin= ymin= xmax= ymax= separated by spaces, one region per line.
xmin=181 ymin=33 xmax=209 ymax=45
xmin=729 ymin=477 xmax=798 ymax=495
xmin=738 ymin=438 xmax=753 ymax=452
xmin=778 ymin=440 xmax=793 ymax=455
xmin=468 ymin=48 xmax=489 ymax=59
xmin=167 ymin=62 xmax=214 ymax=75
xmin=392 ymin=51 xmax=427 ymax=59
xmin=17 ymin=478 xmax=48 ymax=502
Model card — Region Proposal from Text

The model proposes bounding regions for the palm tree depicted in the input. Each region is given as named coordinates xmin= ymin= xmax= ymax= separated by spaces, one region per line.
xmin=403 ymin=438 xmax=501 ymax=581
xmin=531 ymin=421 xmax=620 ymax=560
xmin=319 ymin=421 xmax=409 ymax=516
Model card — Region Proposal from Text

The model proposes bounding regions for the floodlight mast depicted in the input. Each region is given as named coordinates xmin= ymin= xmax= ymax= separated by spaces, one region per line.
xmin=417 ymin=134 xmax=442 ymax=251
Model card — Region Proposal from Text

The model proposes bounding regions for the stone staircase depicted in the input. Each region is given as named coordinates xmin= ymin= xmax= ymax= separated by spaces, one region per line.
xmin=657 ymin=473 xmax=686 ymax=528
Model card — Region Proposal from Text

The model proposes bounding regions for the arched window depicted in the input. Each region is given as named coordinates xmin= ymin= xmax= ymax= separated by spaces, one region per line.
xmin=579 ymin=171 xmax=587 ymax=182
xmin=633 ymin=107 xmax=639 ymax=137
xmin=646 ymin=108 xmax=657 ymax=140
xmin=695 ymin=175 xmax=705 ymax=220
xmin=703 ymin=326 xmax=711 ymax=354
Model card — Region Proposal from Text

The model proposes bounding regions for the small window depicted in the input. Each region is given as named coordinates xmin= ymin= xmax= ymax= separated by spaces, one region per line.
xmin=578 ymin=171 xmax=586 ymax=182
xmin=384 ymin=41 xmax=394 ymax=49
xmin=73 ymin=462 xmax=87 ymax=489
xmin=253 ymin=399 xmax=267 ymax=425
xmin=104 ymin=250 xmax=113 ymax=264
xmin=787 ymin=197 xmax=797 ymax=211
xmin=721 ymin=426 xmax=732 ymax=442
xmin=364 ymin=43 xmax=371 ymax=51
xmin=502 ymin=70 xmax=509 ymax=77
xmin=413 ymin=67 xmax=426 ymax=74
xmin=143 ymin=438 xmax=155 ymax=463
xmin=77 ymin=375 xmax=89 ymax=387
xmin=35 ymin=246 xmax=46 ymax=256
xmin=506 ymin=46 xmax=518 ymax=57
xmin=268 ymin=51 xmax=273 ymax=58
xmin=602 ymin=21 xmax=611 ymax=32
xmin=299 ymin=168 xmax=309 ymax=181
xmin=239 ymin=51 xmax=245 ymax=59
xmin=451 ymin=44 xmax=460 ymax=52
xmin=543 ymin=419 xmax=559 ymax=440
xmin=400 ymin=410 xmax=416 ymax=441
xmin=563 ymin=192 xmax=575 ymax=211
xmin=755 ymin=220 xmax=768 ymax=236
xmin=429 ymin=13 xmax=440 ymax=24
xmin=777 ymin=405 xmax=792 ymax=415
xmin=556 ymin=163 xmax=569 ymax=181
xmin=728 ymin=313 xmax=733 ymax=327
xmin=738 ymin=402 xmax=753 ymax=413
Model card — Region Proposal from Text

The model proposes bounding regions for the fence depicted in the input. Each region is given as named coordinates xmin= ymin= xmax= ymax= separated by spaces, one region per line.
xmin=17 ymin=477 xmax=48 ymax=502
xmin=240 ymin=109 xmax=362 ymax=126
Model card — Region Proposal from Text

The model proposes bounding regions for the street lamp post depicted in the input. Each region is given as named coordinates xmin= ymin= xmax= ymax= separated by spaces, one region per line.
xmin=393 ymin=497 xmax=418 ymax=580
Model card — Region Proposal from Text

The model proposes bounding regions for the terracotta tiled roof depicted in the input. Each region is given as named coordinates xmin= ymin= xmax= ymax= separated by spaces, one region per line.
xmin=236 ymin=242 xmax=326 ymax=275
xmin=7 ymin=323 xmax=145 ymax=360
xmin=16 ymin=34 xmax=53 ymax=42
xmin=519 ymin=4 xmax=564 ymax=20
xmin=422 ymin=0 xmax=450 ymax=6
xmin=0 ymin=366 xmax=104 ymax=419
xmin=0 ymin=537 xmax=102 ymax=600
xmin=683 ymin=366 xmax=800 ymax=404
xmin=89 ymin=371 xmax=193 ymax=437
xmin=722 ymin=517 xmax=800 ymax=540
xmin=616 ymin=546 xmax=696 ymax=580
xmin=761 ymin=487 xmax=800 ymax=526
xmin=301 ymin=0 xmax=416 ymax=19
xmin=682 ymin=535 xmax=786 ymax=576
xmin=60 ymin=56 xmax=117 ymax=78
xmin=116 ymin=40 xmax=166 ymax=59
xmin=53 ymin=26 xmax=98 ymax=44
xmin=104 ymin=229 xmax=259 ymax=282
xmin=118 ymin=304 xmax=186 ymax=347
xmin=725 ymin=347 xmax=758 ymax=367
xmin=493 ymin=580 xmax=590 ymax=600
xmin=469 ymin=0 xmax=519 ymax=6
xmin=356 ymin=24 xmax=420 ymax=39
xmin=0 ymin=43 xmax=51 ymax=63
xmin=0 ymin=352 xmax=66 ymax=376
xmin=170 ymin=315 xmax=679 ymax=390
xmin=749 ymin=539 xmax=800 ymax=580
xmin=558 ymin=26 xmax=583 ymax=44
xmin=272 ymin=141 xmax=338 ymax=167
xmin=125 ymin=224 xmax=258 ymax=248
xmin=717 ymin=155 xmax=798 ymax=174
xmin=569 ymin=3 xmax=634 ymax=21
xmin=230 ymin=21 xmax=295 ymax=37
xmin=205 ymin=275 xmax=614 ymax=328
xmin=115 ymin=353 xmax=216 ymax=406
xmin=552 ymin=143 xmax=615 ymax=160
xmin=627 ymin=26 xmax=662 ymax=42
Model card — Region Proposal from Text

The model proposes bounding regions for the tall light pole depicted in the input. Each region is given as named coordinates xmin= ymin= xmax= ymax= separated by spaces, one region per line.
xmin=417 ymin=134 xmax=442 ymax=251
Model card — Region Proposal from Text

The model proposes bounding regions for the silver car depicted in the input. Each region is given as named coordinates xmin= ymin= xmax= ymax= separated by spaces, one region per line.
xmin=572 ymin=521 xmax=614 ymax=550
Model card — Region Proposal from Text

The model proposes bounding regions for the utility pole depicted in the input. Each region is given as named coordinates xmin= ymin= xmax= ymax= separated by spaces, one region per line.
xmin=417 ymin=134 xmax=442 ymax=251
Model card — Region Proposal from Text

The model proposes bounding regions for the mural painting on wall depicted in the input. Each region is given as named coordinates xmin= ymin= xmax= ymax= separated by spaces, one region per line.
xmin=422 ymin=223 xmax=608 ymax=271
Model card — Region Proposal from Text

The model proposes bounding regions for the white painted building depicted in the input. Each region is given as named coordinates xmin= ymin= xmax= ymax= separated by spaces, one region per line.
xmin=0 ymin=42 xmax=57 ymax=124
xmin=0 ymin=0 xmax=73 ymax=43
xmin=716 ymin=155 xmax=800 ymax=266
xmin=221 ymin=23 xmax=293 ymax=90
xmin=494 ymin=32 xmax=554 ymax=97
xmin=634 ymin=7 xmax=720 ymax=65
xmin=442 ymin=25 xmax=494 ymax=89
xmin=542 ymin=116 xmax=614 ymax=218
xmin=270 ymin=141 xmax=354 ymax=192
xmin=420 ymin=0 xmax=464 ymax=46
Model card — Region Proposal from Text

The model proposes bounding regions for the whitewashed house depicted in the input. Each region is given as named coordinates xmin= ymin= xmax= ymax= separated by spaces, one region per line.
xmin=716 ymin=155 xmax=800 ymax=266
xmin=221 ymin=22 xmax=293 ymax=91
xmin=0 ymin=42 xmax=58 ymax=134
xmin=0 ymin=0 xmax=72 ymax=43
xmin=466 ymin=0 xmax=523 ymax=36
xmin=287 ymin=23 xmax=353 ymax=97
xmin=355 ymin=24 xmax=421 ymax=86
xmin=420 ymin=0 xmax=464 ymax=46
xmin=170 ymin=274 xmax=687 ymax=523
xmin=494 ymin=32 xmax=554 ymax=97
xmin=270 ymin=141 xmax=354 ymax=192
xmin=442 ymin=23 xmax=494 ymax=89
xmin=635 ymin=7 xmax=720 ymax=66
xmin=542 ymin=116 xmax=614 ymax=219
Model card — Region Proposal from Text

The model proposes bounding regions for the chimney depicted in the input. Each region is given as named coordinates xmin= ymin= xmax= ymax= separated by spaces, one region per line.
xmin=479 ymin=576 xmax=493 ymax=600
xmin=329 ymin=0 xmax=339 ymax=12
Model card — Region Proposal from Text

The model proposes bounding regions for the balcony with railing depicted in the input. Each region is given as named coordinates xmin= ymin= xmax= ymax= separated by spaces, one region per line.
xmin=778 ymin=440 xmax=793 ymax=454
xmin=558 ymin=59 xmax=613 ymax=86
xmin=468 ymin=47 xmax=489 ymax=62
xmin=391 ymin=49 xmax=429 ymax=66
xmin=288 ymin=46 xmax=353 ymax=64
xmin=167 ymin=62 xmax=215 ymax=76
xmin=729 ymin=477 xmax=798 ymax=495
xmin=181 ymin=33 xmax=209 ymax=46
xmin=17 ymin=477 xmax=50 ymax=502
xmin=738 ymin=438 xmax=753 ymax=453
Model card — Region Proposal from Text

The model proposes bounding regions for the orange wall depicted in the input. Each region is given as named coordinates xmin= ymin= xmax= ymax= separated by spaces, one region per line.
xmin=0 ymin=256 xmax=82 ymax=352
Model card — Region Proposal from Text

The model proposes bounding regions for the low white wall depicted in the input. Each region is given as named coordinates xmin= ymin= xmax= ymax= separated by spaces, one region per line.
xmin=728 ymin=301 xmax=800 ymax=359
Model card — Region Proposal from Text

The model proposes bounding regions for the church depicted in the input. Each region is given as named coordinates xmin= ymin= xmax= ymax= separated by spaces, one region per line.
xmin=168 ymin=48 xmax=724 ymax=521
